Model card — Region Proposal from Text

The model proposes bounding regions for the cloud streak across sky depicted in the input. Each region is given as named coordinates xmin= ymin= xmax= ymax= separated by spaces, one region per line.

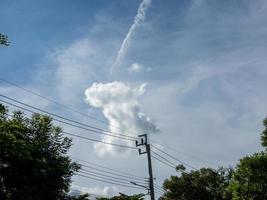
xmin=109 ymin=0 xmax=151 ymax=77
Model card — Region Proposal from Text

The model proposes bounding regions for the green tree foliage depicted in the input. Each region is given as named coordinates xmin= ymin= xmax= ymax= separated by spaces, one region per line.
xmin=229 ymin=152 xmax=267 ymax=200
xmin=160 ymin=166 xmax=232 ymax=200
xmin=0 ymin=33 xmax=10 ymax=46
xmin=228 ymin=118 xmax=267 ymax=200
xmin=160 ymin=117 xmax=267 ymax=200
xmin=96 ymin=193 xmax=145 ymax=200
xmin=0 ymin=104 xmax=84 ymax=200
xmin=261 ymin=117 xmax=267 ymax=149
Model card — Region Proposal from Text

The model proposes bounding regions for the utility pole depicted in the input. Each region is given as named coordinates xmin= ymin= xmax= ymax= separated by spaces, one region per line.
xmin=136 ymin=134 xmax=155 ymax=200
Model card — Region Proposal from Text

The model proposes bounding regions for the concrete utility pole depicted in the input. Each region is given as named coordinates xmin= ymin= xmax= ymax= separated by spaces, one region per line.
xmin=136 ymin=134 xmax=155 ymax=200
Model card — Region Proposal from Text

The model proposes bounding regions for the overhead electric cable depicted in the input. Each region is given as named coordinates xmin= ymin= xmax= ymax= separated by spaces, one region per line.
xmin=151 ymin=144 xmax=197 ymax=170
xmin=0 ymin=78 xmax=149 ymax=136
xmin=1 ymin=78 xmax=211 ymax=166
xmin=72 ymin=157 xmax=146 ymax=180
xmin=79 ymin=170 xmax=139 ymax=185
xmin=80 ymin=168 xmax=146 ymax=185
xmin=0 ymin=98 xmax=135 ymax=142
xmin=0 ymin=78 xmax=113 ymax=126
xmin=154 ymin=184 xmax=165 ymax=194
xmin=151 ymin=155 xmax=176 ymax=170
xmin=151 ymin=150 xmax=177 ymax=167
xmin=76 ymin=173 xmax=146 ymax=191
xmin=151 ymin=142 xmax=206 ymax=163
xmin=63 ymin=131 xmax=137 ymax=150
xmin=0 ymin=94 xmax=137 ymax=140
xmin=76 ymin=161 xmax=146 ymax=181
xmin=0 ymin=100 xmax=138 ymax=150
xmin=154 ymin=188 xmax=164 ymax=195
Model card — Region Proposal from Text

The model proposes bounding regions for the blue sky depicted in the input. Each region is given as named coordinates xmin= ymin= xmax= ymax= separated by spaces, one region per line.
xmin=1 ymin=0 xmax=267 ymax=198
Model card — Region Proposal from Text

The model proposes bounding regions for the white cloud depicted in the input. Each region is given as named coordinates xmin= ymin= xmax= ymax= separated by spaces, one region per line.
xmin=129 ymin=63 xmax=143 ymax=73
xmin=85 ymin=81 xmax=158 ymax=156
xmin=71 ymin=184 xmax=117 ymax=197
xmin=35 ymin=37 xmax=114 ymax=107
xmin=52 ymin=39 xmax=98 ymax=105
xmin=109 ymin=0 xmax=152 ymax=77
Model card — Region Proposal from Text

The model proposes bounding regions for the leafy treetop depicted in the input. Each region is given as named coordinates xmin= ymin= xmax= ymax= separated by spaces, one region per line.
xmin=0 ymin=33 xmax=10 ymax=46
xmin=0 ymin=104 xmax=87 ymax=200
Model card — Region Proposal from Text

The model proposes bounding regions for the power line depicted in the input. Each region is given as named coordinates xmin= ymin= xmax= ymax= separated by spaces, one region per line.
xmin=153 ymin=183 xmax=164 ymax=196
xmin=0 ymin=78 xmax=114 ymax=128
xmin=0 ymin=79 xmax=204 ymax=168
xmin=79 ymin=170 xmax=141 ymax=186
xmin=0 ymin=94 xmax=137 ymax=140
xmin=80 ymin=168 xmax=146 ymax=185
xmin=63 ymin=131 xmax=137 ymax=150
xmin=0 ymin=99 xmax=135 ymax=148
xmin=75 ymin=159 xmax=146 ymax=181
xmin=154 ymin=184 xmax=165 ymax=194
xmin=4 ymin=109 xmax=148 ymax=189
xmin=76 ymin=173 xmax=146 ymax=191
xmin=154 ymin=189 xmax=163 ymax=195
xmin=0 ymin=95 xmax=197 ymax=165
xmin=151 ymin=144 xmax=197 ymax=170
xmin=0 ymin=78 xmax=149 ymax=136
xmin=0 ymin=98 xmax=135 ymax=144
xmin=151 ymin=155 xmax=176 ymax=170
xmin=151 ymin=150 xmax=177 ymax=167
xmin=2 ymin=95 xmax=198 ymax=171
xmin=0 ymin=93 xmax=137 ymax=140
xmin=151 ymin=142 xmax=206 ymax=164
xmin=58 ymin=118 xmax=134 ymax=141
xmin=154 ymin=189 xmax=163 ymax=196
xmin=72 ymin=157 xmax=146 ymax=180
xmin=0 ymin=100 xmax=137 ymax=150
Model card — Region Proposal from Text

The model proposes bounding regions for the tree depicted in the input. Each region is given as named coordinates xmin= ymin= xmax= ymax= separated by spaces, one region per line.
xmin=261 ymin=117 xmax=267 ymax=149
xmin=160 ymin=166 xmax=232 ymax=200
xmin=96 ymin=193 xmax=145 ymax=200
xmin=0 ymin=104 xmax=85 ymax=200
xmin=228 ymin=118 xmax=267 ymax=200
xmin=0 ymin=33 xmax=10 ymax=46
xmin=229 ymin=152 xmax=267 ymax=200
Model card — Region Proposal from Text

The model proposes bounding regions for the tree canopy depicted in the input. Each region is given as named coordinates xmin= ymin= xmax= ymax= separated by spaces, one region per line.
xmin=0 ymin=104 xmax=85 ymax=200
xmin=0 ymin=33 xmax=10 ymax=46
xmin=261 ymin=117 xmax=267 ymax=149
xmin=0 ymin=102 xmax=267 ymax=199
xmin=160 ymin=167 xmax=232 ymax=200
xmin=228 ymin=117 xmax=267 ymax=200
xmin=229 ymin=152 xmax=267 ymax=200
xmin=160 ymin=117 xmax=267 ymax=200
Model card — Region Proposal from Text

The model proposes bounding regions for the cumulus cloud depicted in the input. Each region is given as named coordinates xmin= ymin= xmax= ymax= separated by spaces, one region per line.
xmin=85 ymin=81 xmax=158 ymax=156
xmin=71 ymin=184 xmax=117 ymax=197
xmin=129 ymin=63 xmax=143 ymax=73
xmin=109 ymin=0 xmax=152 ymax=77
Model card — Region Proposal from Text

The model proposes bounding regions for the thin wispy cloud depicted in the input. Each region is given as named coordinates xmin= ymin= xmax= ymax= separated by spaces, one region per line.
xmin=109 ymin=0 xmax=151 ymax=77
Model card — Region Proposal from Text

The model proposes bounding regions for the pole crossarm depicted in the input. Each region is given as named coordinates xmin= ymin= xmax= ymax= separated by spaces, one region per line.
xmin=135 ymin=134 xmax=155 ymax=200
